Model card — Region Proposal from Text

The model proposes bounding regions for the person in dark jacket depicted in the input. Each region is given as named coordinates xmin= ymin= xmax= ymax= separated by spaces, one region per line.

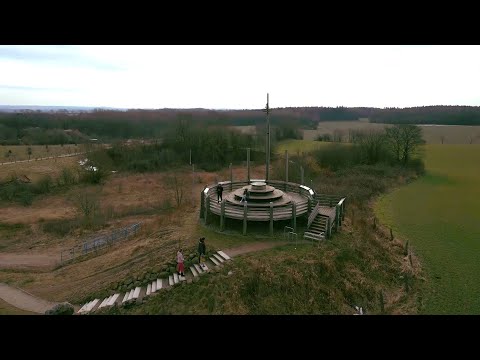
xmin=198 ymin=237 xmax=206 ymax=266
xmin=217 ymin=183 xmax=223 ymax=203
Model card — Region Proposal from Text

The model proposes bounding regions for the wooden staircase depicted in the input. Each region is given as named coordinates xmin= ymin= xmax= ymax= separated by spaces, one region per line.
xmin=303 ymin=213 xmax=327 ymax=241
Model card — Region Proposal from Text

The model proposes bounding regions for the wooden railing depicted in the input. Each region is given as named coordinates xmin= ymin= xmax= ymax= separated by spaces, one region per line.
xmin=307 ymin=201 xmax=320 ymax=228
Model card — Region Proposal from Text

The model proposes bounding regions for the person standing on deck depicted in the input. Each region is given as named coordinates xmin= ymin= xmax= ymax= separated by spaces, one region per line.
xmin=217 ymin=183 xmax=223 ymax=203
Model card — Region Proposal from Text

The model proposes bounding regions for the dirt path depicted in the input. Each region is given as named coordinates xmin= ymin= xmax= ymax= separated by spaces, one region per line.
xmin=0 ymin=283 xmax=59 ymax=314
xmin=223 ymin=240 xmax=306 ymax=257
xmin=0 ymin=253 xmax=59 ymax=270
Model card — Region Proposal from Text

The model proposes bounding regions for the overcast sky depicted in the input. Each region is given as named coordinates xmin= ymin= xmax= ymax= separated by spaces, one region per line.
xmin=1 ymin=45 xmax=480 ymax=109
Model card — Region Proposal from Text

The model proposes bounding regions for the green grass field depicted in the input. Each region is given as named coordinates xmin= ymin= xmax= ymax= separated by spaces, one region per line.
xmin=375 ymin=144 xmax=480 ymax=314
xmin=0 ymin=144 xmax=80 ymax=163
xmin=275 ymin=139 xmax=338 ymax=154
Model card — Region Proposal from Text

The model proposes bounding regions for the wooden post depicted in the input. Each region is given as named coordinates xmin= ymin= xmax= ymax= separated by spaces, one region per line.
xmin=243 ymin=203 xmax=247 ymax=235
xmin=247 ymin=148 xmax=250 ymax=182
xmin=335 ymin=205 xmax=340 ymax=231
xmin=390 ymin=227 xmax=394 ymax=241
xmin=200 ymin=186 xmax=206 ymax=219
xmin=292 ymin=202 xmax=297 ymax=232
xmin=327 ymin=217 xmax=331 ymax=238
xmin=342 ymin=200 xmax=346 ymax=220
xmin=269 ymin=202 xmax=273 ymax=237
xmin=300 ymin=166 xmax=304 ymax=185
xmin=230 ymin=163 xmax=233 ymax=191
xmin=205 ymin=195 xmax=210 ymax=225
xmin=265 ymin=93 xmax=270 ymax=181
xmin=220 ymin=199 xmax=225 ymax=231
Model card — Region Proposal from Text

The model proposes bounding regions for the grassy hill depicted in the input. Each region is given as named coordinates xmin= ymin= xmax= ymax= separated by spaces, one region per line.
xmin=375 ymin=144 xmax=480 ymax=314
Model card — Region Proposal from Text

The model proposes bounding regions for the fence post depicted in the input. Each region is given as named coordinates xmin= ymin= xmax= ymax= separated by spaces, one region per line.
xmin=200 ymin=186 xmax=206 ymax=219
xmin=335 ymin=205 xmax=340 ymax=231
xmin=269 ymin=202 xmax=273 ymax=237
xmin=243 ymin=203 xmax=248 ymax=235
xmin=230 ymin=163 xmax=233 ymax=191
xmin=220 ymin=199 xmax=226 ymax=231
xmin=292 ymin=202 xmax=297 ymax=233
xmin=205 ymin=195 xmax=210 ymax=225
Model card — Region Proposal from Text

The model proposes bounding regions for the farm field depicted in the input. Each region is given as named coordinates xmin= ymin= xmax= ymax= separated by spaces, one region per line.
xmin=375 ymin=144 xmax=480 ymax=314
xmin=275 ymin=139 xmax=336 ymax=154
xmin=0 ymin=144 xmax=81 ymax=163
xmin=302 ymin=120 xmax=480 ymax=144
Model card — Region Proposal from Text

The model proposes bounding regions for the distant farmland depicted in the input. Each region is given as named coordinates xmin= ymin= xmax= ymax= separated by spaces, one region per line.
xmin=375 ymin=144 xmax=480 ymax=314
xmin=301 ymin=120 xmax=480 ymax=144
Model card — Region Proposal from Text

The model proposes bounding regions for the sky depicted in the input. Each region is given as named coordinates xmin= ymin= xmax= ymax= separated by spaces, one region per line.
xmin=1 ymin=45 xmax=480 ymax=110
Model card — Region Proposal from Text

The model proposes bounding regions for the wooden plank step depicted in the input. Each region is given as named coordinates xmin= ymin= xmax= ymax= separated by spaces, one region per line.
xmin=173 ymin=273 xmax=179 ymax=284
xmin=190 ymin=266 xmax=199 ymax=277
xmin=213 ymin=254 xmax=225 ymax=263
xmin=146 ymin=283 xmax=152 ymax=296
xmin=127 ymin=289 xmax=135 ymax=301
xmin=217 ymin=250 xmax=231 ymax=260
xmin=98 ymin=296 xmax=110 ymax=309
xmin=151 ymin=281 xmax=157 ymax=293
xmin=86 ymin=299 xmax=100 ymax=312
xmin=210 ymin=256 xmax=220 ymax=266
xmin=169 ymin=275 xmax=174 ymax=286
xmin=179 ymin=274 xmax=186 ymax=281
xmin=122 ymin=292 xmax=130 ymax=303
xmin=133 ymin=287 xmax=141 ymax=299
xmin=194 ymin=263 xmax=204 ymax=274
xmin=156 ymin=278 xmax=163 ymax=290
xmin=107 ymin=293 xmax=120 ymax=306
xmin=200 ymin=263 xmax=209 ymax=272
xmin=78 ymin=303 xmax=88 ymax=313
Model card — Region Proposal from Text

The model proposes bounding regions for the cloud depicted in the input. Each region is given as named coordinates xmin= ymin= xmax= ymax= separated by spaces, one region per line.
xmin=0 ymin=45 xmax=124 ymax=71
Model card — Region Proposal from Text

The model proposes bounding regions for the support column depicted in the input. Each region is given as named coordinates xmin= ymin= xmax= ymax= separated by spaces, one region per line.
xmin=220 ymin=199 xmax=226 ymax=231
xmin=243 ymin=203 xmax=248 ymax=235
xmin=269 ymin=202 xmax=273 ymax=237
xmin=285 ymin=149 xmax=288 ymax=191
xmin=247 ymin=148 xmax=250 ymax=182
xmin=199 ymin=186 xmax=206 ymax=219
xmin=335 ymin=205 xmax=340 ymax=232
xmin=292 ymin=202 xmax=297 ymax=233
xmin=327 ymin=217 xmax=331 ymax=238
xmin=230 ymin=163 xmax=233 ymax=191
xmin=205 ymin=195 xmax=210 ymax=225
xmin=300 ymin=166 xmax=304 ymax=186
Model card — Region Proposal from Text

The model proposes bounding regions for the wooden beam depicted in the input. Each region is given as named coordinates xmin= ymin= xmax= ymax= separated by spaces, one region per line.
xmin=247 ymin=148 xmax=250 ymax=182
xmin=205 ymin=195 xmax=210 ymax=225
xmin=243 ymin=203 xmax=247 ymax=235
xmin=292 ymin=202 xmax=297 ymax=232
xmin=220 ymin=199 xmax=226 ymax=231
xmin=269 ymin=202 xmax=273 ymax=237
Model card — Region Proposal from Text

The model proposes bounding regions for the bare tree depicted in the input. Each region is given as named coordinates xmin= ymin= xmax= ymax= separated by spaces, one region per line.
xmin=385 ymin=124 xmax=424 ymax=164
xmin=166 ymin=172 xmax=186 ymax=207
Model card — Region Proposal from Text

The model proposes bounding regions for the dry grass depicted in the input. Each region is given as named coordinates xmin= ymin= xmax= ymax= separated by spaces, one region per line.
xmin=0 ymin=155 xmax=81 ymax=183
xmin=0 ymin=144 xmax=80 ymax=163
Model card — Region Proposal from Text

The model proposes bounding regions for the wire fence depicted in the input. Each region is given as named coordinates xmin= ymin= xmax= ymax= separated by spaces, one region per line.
xmin=60 ymin=222 xmax=141 ymax=263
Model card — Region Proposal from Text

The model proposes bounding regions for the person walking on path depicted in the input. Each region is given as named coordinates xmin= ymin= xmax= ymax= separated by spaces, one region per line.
xmin=177 ymin=248 xmax=185 ymax=277
xmin=217 ymin=183 xmax=223 ymax=203
xmin=198 ymin=237 xmax=206 ymax=267
xmin=240 ymin=188 xmax=248 ymax=203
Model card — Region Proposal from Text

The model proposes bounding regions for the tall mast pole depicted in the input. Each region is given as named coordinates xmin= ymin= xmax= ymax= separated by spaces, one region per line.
xmin=265 ymin=93 xmax=270 ymax=181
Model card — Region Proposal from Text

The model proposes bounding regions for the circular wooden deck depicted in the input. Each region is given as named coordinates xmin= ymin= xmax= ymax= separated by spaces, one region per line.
xmin=202 ymin=180 xmax=313 ymax=222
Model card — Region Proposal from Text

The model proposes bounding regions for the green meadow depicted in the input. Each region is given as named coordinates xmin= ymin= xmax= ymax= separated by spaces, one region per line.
xmin=275 ymin=139 xmax=339 ymax=154
xmin=375 ymin=144 xmax=480 ymax=314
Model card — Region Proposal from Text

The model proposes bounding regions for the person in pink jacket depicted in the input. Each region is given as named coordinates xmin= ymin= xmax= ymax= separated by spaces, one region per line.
xmin=177 ymin=248 xmax=185 ymax=277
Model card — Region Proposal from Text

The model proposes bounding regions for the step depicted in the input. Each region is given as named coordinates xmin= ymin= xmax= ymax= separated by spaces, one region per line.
xmin=106 ymin=293 xmax=120 ymax=306
xmin=179 ymin=274 xmax=186 ymax=281
xmin=200 ymin=263 xmax=209 ymax=272
xmin=122 ymin=292 xmax=130 ymax=303
xmin=98 ymin=296 xmax=111 ymax=309
xmin=213 ymin=254 xmax=225 ymax=263
xmin=133 ymin=287 xmax=141 ymax=299
xmin=146 ymin=283 xmax=152 ymax=296
xmin=169 ymin=275 xmax=174 ymax=286
xmin=210 ymin=256 xmax=220 ymax=266
xmin=193 ymin=263 xmax=204 ymax=274
xmin=86 ymin=298 xmax=100 ymax=312
xmin=156 ymin=278 xmax=163 ymax=290
xmin=190 ymin=266 xmax=199 ymax=277
xmin=78 ymin=302 xmax=88 ymax=313
xmin=217 ymin=250 xmax=231 ymax=261
xmin=127 ymin=289 xmax=135 ymax=301
xmin=173 ymin=273 xmax=179 ymax=284
xmin=151 ymin=281 xmax=157 ymax=293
